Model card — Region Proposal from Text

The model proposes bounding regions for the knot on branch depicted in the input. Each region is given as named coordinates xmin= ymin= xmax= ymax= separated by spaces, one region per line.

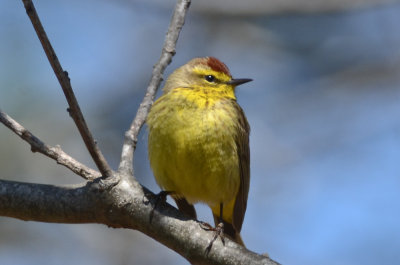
xmin=163 ymin=46 xmax=176 ymax=55
xmin=63 ymin=70 xmax=70 ymax=81
xmin=124 ymin=131 xmax=136 ymax=145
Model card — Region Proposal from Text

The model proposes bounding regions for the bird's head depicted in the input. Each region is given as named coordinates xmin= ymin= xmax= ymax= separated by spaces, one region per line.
xmin=163 ymin=57 xmax=252 ymax=96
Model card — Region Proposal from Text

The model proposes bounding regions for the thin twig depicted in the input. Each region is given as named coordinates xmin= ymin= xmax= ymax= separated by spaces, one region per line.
xmin=0 ymin=110 xmax=100 ymax=180
xmin=21 ymin=0 xmax=113 ymax=178
xmin=118 ymin=0 xmax=191 ymax=175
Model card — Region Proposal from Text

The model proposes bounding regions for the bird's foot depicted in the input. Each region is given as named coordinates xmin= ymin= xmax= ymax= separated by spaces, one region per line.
xmin=199 ymin=221 xmax=225 ymax=254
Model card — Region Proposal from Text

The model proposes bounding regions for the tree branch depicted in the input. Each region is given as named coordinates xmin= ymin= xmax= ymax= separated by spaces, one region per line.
xmin=0 ymin=109 xmax=100 ymax=180
xmin=0 ymin=178 xmax=279 ymax=265
xmin=118 ymin=0 xmax=191 ymax=176
xmin=21 ymin=0 xmax=113 ymax=178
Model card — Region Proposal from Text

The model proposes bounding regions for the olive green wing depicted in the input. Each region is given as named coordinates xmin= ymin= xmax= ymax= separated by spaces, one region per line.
xmin=232 ymin=102 xmax=250 ymax=233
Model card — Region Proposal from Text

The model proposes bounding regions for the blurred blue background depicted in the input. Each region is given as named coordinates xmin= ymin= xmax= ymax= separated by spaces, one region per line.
xmin=1 ymin=0 xmax=400 ymax=264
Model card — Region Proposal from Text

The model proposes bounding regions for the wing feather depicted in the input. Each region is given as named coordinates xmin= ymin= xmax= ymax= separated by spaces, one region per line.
xmin=232 ymin=101 xmax=250 ymax=233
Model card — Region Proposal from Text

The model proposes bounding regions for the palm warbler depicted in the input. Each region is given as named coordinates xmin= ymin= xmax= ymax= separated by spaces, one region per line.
xmin=147 ymin=57 xmax=251 ymax=245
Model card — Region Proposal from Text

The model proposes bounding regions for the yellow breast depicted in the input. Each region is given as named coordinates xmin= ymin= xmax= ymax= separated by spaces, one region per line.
xmin=147 ymin=88 xmax=241 ymax=207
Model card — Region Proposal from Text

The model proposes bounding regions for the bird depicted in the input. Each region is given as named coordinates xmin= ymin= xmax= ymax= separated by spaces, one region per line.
xmin=147 ymin=57 xmax=251 ymax=246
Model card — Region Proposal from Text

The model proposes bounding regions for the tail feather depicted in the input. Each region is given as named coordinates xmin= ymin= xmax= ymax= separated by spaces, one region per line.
xmin=174 ymin=198 xmax=245 ymax=246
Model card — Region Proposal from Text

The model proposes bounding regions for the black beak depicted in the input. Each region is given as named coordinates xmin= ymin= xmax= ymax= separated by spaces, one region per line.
xmin=226 ymin=78 xmax=253 ymax=86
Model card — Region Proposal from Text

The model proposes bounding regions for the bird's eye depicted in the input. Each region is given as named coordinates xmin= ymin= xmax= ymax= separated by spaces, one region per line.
xmin=205 ymin=75 xmax=216 ymax=82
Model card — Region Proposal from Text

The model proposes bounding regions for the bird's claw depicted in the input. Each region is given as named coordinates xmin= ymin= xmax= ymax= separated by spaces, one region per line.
xmin=199 ymin=221 xmax=225 ymax=254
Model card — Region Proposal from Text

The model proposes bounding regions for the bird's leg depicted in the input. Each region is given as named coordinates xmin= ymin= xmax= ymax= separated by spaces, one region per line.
xmin=174 ymin=197 xmax=197 ymax=219
xmin=201 ymin=203 xmax=225 ymax=254
xmin=149 ymin=190 xmax=175 ymax=223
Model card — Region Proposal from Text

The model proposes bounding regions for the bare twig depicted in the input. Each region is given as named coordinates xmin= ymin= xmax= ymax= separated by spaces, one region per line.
xmin=0 ymin=110 xmax=100 ymax=180
xmin=21 ymin=0 xmax=113 ymax=178
xmin=118 ymin=0 xmax=191 ymax=175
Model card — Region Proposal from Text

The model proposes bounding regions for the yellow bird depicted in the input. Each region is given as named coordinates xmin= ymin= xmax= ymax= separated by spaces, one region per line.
xmin=147 ymin=57 xmax=251 ymax=245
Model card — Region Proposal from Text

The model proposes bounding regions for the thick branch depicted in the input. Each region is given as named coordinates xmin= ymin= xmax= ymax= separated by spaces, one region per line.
xmin=21 ymin=0 xmax=113 ymax=178
xmin=0 ymin=178 xmax=279 ymax=265
xmin=0 ymin=110 xmax=100 ymax=180
xmin=118 ymin=0 xmax=191 ymax=175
